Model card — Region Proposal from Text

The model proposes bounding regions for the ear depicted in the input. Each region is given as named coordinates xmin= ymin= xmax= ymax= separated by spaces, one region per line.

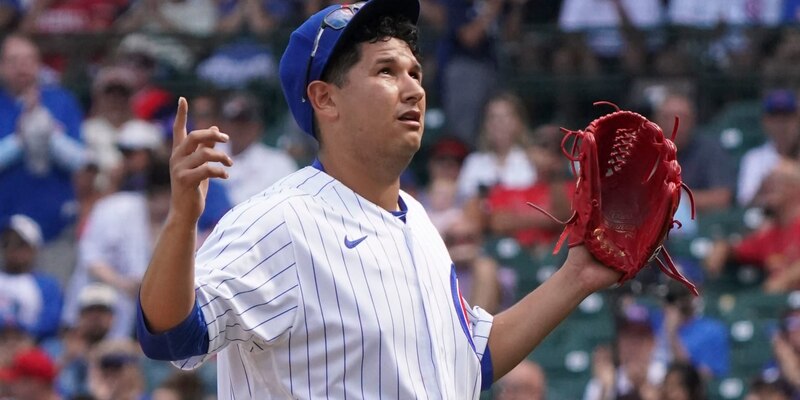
xmin=307 ymin=81 xmax=339 ymax=124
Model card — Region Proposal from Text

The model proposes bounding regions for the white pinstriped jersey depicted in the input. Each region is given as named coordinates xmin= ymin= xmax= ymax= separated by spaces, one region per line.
xmin=176 ymin=166 xmax=494 ymax=399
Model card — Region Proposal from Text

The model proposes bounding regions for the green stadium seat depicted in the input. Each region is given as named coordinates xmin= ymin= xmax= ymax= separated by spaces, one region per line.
xmin=701 ymin=100 xmax=766 ymax=162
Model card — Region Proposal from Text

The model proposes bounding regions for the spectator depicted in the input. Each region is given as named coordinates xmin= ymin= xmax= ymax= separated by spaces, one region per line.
xmin=485 ymin=124 xmax=573 ymax=251
xmin=73 ymin=158 xmax=104 ymax=239
xmin=426 ymin=179 xmax=463 ymax=234
xmin=63 ymin=159 xmax=171 ymax=338
xmin=654 ymin=92 xmax=736 ymax=212
xmin=82 ymin=65 xmax=157 ymax=192
xmin=584 ymin=301 xmax=662 ymax=400
xmin=115 ymin=45 xmax=176 ymax=125
xmin=114 ymin=117 xmax=164 ymax=192
xmin=652 ymin=282 xmax=730 ymax=379
xmin=558 ymin=0 xmax=662 ymax=64
xmin=706 ymin=159 xmax=800 ymax=292
xmin=187 ymin=93 xmax=219 ymax=131
xmin=746 ymin=376 xmax=793 ymax=400
xmin=456 ymin=92 xmax=536 ymax=201
xmin=419 ymin=136 xmax=470 ymax=232
xmin=115 ymin=0 xmax=218 ymax=35
xmin=19 ymin=0 xmax=130 ymax=33
xmin=44 ymin=283 xmax=116 ymax=399
xmin=216 ymin=0 xmax=302 ymax=34
xmin=86 ymin=338 xmax=145 ymax=400
xmin=0 ymin=347 xmax=60 ymax=400
xmin=0 ymin=0 xmax=22 ymax=31
xmin=766 ymin=306 xmax=800 ymax=397
xmin=195 ymin=39 xmax=278 ymax=90
xmin=439 ymin=0 xmax=508 ymax=145
xmin=660 ymin=362 xmax=705 ymax=400
xmin=0 ymin=34 xmax=87 ymax=242
xmin=443 ymin=215 xmax=508 ymax=313
xmin=217 ymin=92 xmax=297 ymax=205
xmin=738 ymin=89 xmax=800 ymax=206
xmin=494 ymin=359 xmax=546 ymax=400
xmin=151 ymin=370 xmax=206 ymax=400
xmin=0 ymin=214 xmax=62 ymax=341
xmin=668 ymin=0 xmax=782 ymax=27
xmin=0 ymin=302 xmax=34 ymax=368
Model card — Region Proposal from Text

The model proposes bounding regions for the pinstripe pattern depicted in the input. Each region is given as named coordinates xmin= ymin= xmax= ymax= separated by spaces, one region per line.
xmin=175 ymin=166 xmax=493 ymax=399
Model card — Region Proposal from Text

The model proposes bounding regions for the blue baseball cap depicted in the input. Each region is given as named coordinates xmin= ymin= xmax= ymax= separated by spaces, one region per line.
xmin=763 ymin=89 xmax=797 ymax=114
xmin=279 ymin=0 xmax=421 ymax=138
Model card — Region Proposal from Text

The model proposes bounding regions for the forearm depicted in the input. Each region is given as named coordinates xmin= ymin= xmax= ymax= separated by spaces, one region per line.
xmin=0 ymin=134 xmax=23 ymax=171
xmin=50 ymin=132 xmax=88 ymax=172
xmin=488 ymin=265 xmax=592 ymax=379
xmin=667 ymin=332 xmax=690 ymax=362
xmin=89 ymin=262 xmax=134 ymax=291
xmin=139 ymin=213 xmax=198 ymax=333
xmin=691 ymin=188 xmax=732 ymax=212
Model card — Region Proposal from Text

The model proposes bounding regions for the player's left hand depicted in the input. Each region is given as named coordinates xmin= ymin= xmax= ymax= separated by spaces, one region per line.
xmin=563 ymin=245 xmax=623 ymax=294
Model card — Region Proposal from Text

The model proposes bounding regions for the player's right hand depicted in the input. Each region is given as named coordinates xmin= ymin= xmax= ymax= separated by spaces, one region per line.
xmin=169 ymin=97 xmax=233 ymax=224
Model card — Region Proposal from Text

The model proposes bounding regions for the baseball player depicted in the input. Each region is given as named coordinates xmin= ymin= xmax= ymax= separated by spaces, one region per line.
xmin=136 ymin=0 xmax=621 ymax=398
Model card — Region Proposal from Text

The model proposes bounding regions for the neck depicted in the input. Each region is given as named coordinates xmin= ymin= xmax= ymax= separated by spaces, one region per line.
xmin=319 ymin=152 xmax=401 ymax=211
xmin=104 ymin=109 xmax=131 ymax=127
xmin=493 ymin=144 xmax=512 ymax=159
xmin=231 ymin=138 xmax=254 ymax=157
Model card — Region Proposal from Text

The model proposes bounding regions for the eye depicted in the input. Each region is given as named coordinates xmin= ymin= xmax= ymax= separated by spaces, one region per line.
xmin=379 ymin=67 xmax=392 ymax=75
xmin=410 ymin=71 xmax=422 ymax=82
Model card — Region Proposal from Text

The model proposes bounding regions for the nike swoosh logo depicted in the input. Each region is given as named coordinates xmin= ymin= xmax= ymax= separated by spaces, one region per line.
xmin=344 ymin=235 xmax=367 ymax=249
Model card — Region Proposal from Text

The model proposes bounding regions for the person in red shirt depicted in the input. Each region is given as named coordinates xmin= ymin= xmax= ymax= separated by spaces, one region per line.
xmin=705 ymin=158 xmax=800 ymax=292
xmin=485 ymin=124 xmax=574 ymax=251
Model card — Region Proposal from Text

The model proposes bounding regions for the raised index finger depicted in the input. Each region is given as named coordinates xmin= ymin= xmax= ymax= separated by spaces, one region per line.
xmin=172 ymin=97 xmax=188 ymax=150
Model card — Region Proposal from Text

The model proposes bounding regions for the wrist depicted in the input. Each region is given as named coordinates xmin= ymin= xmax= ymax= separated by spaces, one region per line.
xmin=166 ymin=210 xmax=200 ymax=231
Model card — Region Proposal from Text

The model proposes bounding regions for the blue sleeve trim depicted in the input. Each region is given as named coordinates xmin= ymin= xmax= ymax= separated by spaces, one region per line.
xmin=480 ymin=344 xmax=494 ymax=391
xmin=136 ymin=296 xmax=209 ymax=361
xmin=449 ymin=264 xmax=476 ymax=352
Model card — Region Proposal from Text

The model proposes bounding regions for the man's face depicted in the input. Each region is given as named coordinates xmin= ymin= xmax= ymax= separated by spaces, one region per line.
xmin=762 ymin=112 xmax=800 ymax=154
xmin=1 ymin=231 xmax=35 ymax=274
xmin=0 ymin=37 xmax=40 ymax=96
xmin=8 ymin=377 xmax=44 ymax=400
xmin=78 ymin=307 xmax=114 ymax=344
xmin=495 ymin=362 xmax=545 ymax=400
xmin=328 ymin=37 xmax=426 ymax=171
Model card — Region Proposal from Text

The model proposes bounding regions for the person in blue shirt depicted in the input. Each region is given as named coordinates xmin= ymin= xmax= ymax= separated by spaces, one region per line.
xmin=0 ymin=34 xmax=87 ymax=242
xmin=653 ymin=282 xmax=730 ymax=379
xmin=0 ymin=214 xmax=63 ymax=341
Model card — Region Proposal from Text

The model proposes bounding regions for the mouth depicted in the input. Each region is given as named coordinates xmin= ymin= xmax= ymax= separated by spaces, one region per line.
xmin=398 ymin=110 xmax=422 ymax=128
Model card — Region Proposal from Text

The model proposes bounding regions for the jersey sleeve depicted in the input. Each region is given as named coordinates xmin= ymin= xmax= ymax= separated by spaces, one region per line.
xmin=466 ymin=303 xmax=494 ymax=390
xmin=174 ymin=201 xmax=301 ymax=370
xmin=450 ymin=264 xmax=495 ymax=390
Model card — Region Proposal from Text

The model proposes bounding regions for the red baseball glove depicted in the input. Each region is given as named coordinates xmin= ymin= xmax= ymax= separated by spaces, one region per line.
xmin=530 ymin=102 xmax=698 ymax=295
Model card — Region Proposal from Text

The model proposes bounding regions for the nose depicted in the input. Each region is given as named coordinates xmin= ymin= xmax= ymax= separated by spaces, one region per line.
xmin=401 ymin=73 xmax=425 ymax=104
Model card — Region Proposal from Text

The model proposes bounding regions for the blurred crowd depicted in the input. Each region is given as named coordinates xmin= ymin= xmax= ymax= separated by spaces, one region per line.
xmin=2 ymin=0 xmax=800 ymax=399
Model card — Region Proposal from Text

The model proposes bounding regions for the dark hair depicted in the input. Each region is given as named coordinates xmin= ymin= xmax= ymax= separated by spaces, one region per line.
xmin=145 ymin=158 xmax=171 ymax=196
xmin=158 ymin=371 xmax=206 ymax=400
xmin=666 ymin=362 xmax=705 ymax=400
xmin=749 ymin=375 xmax=794 ymax=397
xmin=320 ymin=14 xmax=419 ymax=87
